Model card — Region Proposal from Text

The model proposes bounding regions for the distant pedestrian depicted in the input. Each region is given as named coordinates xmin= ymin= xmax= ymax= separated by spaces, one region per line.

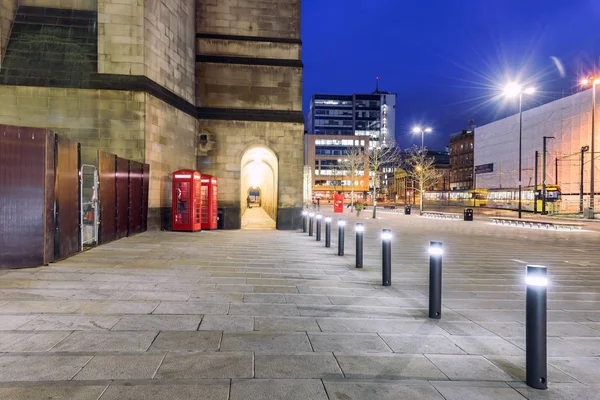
xmin=247 ymin=196 xmax=251 ymax=209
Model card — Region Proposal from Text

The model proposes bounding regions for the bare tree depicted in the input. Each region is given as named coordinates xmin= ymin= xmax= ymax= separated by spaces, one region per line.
xmin=343 ymin=143 xmax=366 ymax=212
xmin=403 ymin=146 xmax=443 ymax=215
xmin=368 ymin=140 xmax=400 ymax=218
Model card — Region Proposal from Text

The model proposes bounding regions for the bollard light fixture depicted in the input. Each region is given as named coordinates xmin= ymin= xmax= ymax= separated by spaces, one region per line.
xmin=428 ymin=241 xmax=443 ymax=319
xmin=355 ymin=224 xmax=365 ymax=233
xmin=526 ymin=275 xmax=548 ymax=287
xmin=525 ymin=264 xmax=548 ymax=390
xmin=381 ymin=229 xmax=392 ymax=286
xmin=338 ymin=220 xmax=346 ymax=227
xmin=429 ymin=243 xmax=443 ymax=256
xmin=316 ymin=214 xmax=322 ymax=220
xmin=309 ymin=212 xmax=315 ymax=217
xmin=302 ymin=210 xmax=308 ymax=216
xmin=325 ymin=216 xmax=332 ymax=223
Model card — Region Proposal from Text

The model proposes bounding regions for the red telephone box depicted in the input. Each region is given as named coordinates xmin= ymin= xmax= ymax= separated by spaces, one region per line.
xmin=172 ymin=170 xmax=202 ymax=232
xmin=201 ymin=175 xmax=218 ymax=230
xmin=333 ymin=193 xmax=344 ymax=213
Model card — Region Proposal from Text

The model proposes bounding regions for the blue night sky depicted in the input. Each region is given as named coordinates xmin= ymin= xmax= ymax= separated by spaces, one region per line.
xmin=301 ymin=0 xmax=600 ymax=150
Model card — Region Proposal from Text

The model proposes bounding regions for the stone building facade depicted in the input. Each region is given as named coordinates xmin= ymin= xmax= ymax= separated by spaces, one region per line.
xmin=0 ymin=0 xmax=304 ymax=230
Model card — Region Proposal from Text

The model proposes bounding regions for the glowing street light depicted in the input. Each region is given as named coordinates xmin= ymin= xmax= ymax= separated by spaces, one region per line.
xmin=412 ymin=126 xmax=433 ymax=152
xmin=503 ymin=82 xmax=537 ymax=219
xmin=581 ymin=76 xmax=600 ymax=218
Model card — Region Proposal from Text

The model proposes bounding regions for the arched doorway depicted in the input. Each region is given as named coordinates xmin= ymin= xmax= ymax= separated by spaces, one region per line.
xmin=240 ymin=146 xmax=278 ymax=229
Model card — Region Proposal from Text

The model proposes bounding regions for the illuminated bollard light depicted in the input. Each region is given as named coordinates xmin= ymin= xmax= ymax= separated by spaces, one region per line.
xmin=309 ymin=212 xmax=314 ymax=236
xmin=302 ymin=210 xmax=308 ymax=233
xmin=337 ymin=219 xmax=345 ymax=256
xmin=316 ymin=214 xmax=322 ymax=242
xmin=355 ymin=223 xmax=364 ymax=268
xmin=381 ymin=229 xmax=392 ymax=286
xmin=325 ymin=217 xmax=332 ymax=248
xmin=428 ymin=241 xmax=443 ymax=319
xmin=526 ymin=265 xmax=548 ymax=390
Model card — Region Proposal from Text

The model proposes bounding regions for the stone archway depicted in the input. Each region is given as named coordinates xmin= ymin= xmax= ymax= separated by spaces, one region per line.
xmin=240 ymin=146 xmax=278 ymax=229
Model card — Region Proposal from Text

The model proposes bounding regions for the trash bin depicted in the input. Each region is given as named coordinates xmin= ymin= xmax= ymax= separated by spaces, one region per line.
xmin=404 ymin=205 xmax=411 ymax=215
xmin=464 ymin=208 xmax=473 ymax=221
xmin=584 ymin=207 xmax=595 ymax=219
xmin=217 ymin=208 xmax=224 ymax=229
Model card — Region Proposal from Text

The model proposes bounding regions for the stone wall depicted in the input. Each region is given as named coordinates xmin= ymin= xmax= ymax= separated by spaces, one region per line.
xmin=98 ymin=0 xmax=144 ymax=76
xmin=18 ymin=0 xmax=96 ymax=10
xmin=196 ymin=63 xmax=302 ymax=110
xmin=0 ymin=85 xmax=145 ymax=165
xmin=98 ymin=0 xmax=196 ymax=104
xmin=0 ymin=0 xmax=17 ymax=68
xmin=197 ymin=119 xmax=304 ymax=228
xmin=145 ymin=94 xmax=197 ymax=229
xmin=0 ymin=84 xmax=197 ymax=229
xmin=196 ymin=0 xmax=300 ymax=39
xmin=144 ymin=0 xmax=196 ymax=104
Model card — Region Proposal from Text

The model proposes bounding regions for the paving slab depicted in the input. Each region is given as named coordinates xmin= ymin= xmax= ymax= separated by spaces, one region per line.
xmin=432 ymin=381 xmax=526 ymax=400
xmin=74 ymin=354 xmax=164 ymax=380
xmin=152 ymin=302 xmax=229 ymax=315
xmin=220 ymin=332 xmax=313 ymax=353
xmin=510 ymin=382 xmax=600 ymax=400
xmin=50 ymin=331 xmax=157 ymax=352
xmin=230 ymin=379 xmax=328 ymax=400
xmin=0 ymin=332 xmax=71 ymax=352
xmin=199 ymin=315 xmax=254 ymax=332
xmin=73 ymin=301 xmax=159 ymax=315
xmin=254 ymin=316 xmax=321 ymax=332
xmin=16 ymin=315 xmax=120 ymax=331
xmin=148 ymin=331 xmax=222 ymax=352
xmin=486 ymin=355 xmax=577 ymax=383
xmin=98 ymin=380 xmax=230 ymax=400
xmin=308 ymin=333 xmax=392 ymax=352
xmin=0 ymin=382 xmax=108 ymax=400
xmin=0 ymin=315 xmax=40 ymax=330
xmin=228 ymin=303 xmax=299 ymax=316
xmin=379 ymin=334 xmax=467 ymax=354
xmin=110 ymin=315 xmax=202 ymax=331
xmin=255 ymin=353 xmax=343 ymax=378
xmin=548 ymin=357 xmax=600 ymax=383
xmin=426 ymin=354 xmax=515 ymax=381
xmin=154 ymin=352 xmax=252 ymax=379
xmin=335 ymin=353 xmax=447 ymax=380
xmin=324 ymin=380 xmax=445 ymax=400
xmin=446 ymin=336 xmax=525 ymax=356
xmin=0 ymin=355 xmax=92 ymax=381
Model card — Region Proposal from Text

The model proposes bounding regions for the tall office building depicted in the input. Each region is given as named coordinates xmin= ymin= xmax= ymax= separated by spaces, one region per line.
xmin=304 ymin=89 xmax=397 ymax=202
xmin=307 ymin=90 xmax=397 ymax=145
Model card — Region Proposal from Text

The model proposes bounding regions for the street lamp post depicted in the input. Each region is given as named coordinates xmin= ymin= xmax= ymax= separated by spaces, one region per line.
xmin=412 ymin=126 xmax=432 ymax=152
xmin=504 ymin=83 xmax=536 ymax=219
xmin=581 ymin=146 xmax=590 ymax=213
xmin=581 ymin=77 xmax=599 ymax=218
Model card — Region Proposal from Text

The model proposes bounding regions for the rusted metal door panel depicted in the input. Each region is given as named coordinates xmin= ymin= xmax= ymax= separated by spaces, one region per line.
xmin=44 ymin=130 xmax=56 ymax=264
xmin=98 ymin=150 xmax=116 ymax=244
xmin=0 ymin=125 xmax=47 ymax=269
xmin=115 ymin=157 xmax=130 ymax=239
xmin=129 ymin=161 xmax=143 ymax=235
xmin=54 ymin=135 xmax=80 ymax=261
xmin=142 ymin=164 xmax=149 ymax=232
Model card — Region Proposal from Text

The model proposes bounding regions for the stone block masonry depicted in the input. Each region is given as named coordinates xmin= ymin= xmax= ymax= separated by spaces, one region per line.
xmin=0 ymin=85 xmax=197 ymax=230
xmin=0 ymin=0 xmax=17 ymax=68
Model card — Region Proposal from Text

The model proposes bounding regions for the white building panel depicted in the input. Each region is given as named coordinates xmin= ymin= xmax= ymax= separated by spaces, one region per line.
xmin=475 ymin=89 xmax=599 ymax=210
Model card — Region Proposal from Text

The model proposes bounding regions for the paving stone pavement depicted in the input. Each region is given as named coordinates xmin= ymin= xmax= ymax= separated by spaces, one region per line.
xmin=0 ymin=208 xmax=600 ymax=399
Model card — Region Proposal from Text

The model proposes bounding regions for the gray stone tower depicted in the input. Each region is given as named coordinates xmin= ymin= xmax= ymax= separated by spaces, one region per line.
xmin=0 ymin=0 xmax=304 ymax=230
xmin=196 ymin=0 xmax=304 ymax=229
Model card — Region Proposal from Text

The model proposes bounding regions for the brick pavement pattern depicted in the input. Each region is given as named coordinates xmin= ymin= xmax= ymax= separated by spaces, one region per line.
xmin=0 ymin=209 xmax=599 ymax=399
